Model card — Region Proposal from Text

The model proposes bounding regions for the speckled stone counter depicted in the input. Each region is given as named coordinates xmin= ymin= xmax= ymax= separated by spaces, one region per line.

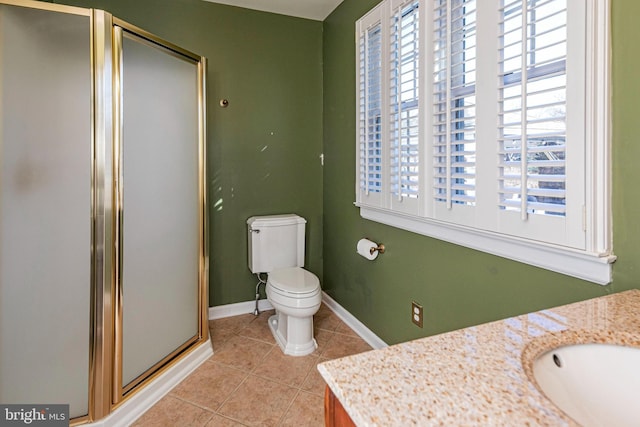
xmin=318 ymin=290 xmax=640 ymax=426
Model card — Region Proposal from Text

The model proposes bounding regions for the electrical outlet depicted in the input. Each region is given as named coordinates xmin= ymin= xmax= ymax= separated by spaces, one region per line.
xmin=411 ymin=301 xmax=423 ymax=328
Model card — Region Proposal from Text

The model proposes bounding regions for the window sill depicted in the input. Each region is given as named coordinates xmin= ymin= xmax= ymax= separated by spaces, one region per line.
xmin=358 ymin=205 xmax=615 ymax=285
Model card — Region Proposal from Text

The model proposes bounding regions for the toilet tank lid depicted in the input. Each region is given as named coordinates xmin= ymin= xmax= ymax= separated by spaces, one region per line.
xmin=247 ymin=214 xmax=306 ymax=228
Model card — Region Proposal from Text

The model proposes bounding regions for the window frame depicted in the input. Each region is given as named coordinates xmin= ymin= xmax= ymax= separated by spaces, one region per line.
xmin=355 ymin=0 xmax=614 ymax=285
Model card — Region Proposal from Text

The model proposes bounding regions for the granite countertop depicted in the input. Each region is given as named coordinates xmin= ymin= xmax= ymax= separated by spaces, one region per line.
xmin=318 ymin=289 xmax=640 ymax=426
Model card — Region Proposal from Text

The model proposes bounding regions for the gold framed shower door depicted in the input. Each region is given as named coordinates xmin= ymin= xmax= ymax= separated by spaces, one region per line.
xmin=0 ymin=1 xmax=209 ymax=424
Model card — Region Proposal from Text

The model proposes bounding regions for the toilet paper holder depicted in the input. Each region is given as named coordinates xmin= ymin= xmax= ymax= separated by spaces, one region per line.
xmin=369 ymin=242 xmax=385 ymax=255
xmin=357 ymin=238 xmax=385 ymax=260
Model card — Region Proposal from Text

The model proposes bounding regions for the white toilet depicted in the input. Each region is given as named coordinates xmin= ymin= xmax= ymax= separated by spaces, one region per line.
xmin=247 ymin=214 xmax=322 ymax=356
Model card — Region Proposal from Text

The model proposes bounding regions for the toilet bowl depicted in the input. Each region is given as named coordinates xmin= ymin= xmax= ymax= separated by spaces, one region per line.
xmin=266 ymin=267 xmax=321 ymax=356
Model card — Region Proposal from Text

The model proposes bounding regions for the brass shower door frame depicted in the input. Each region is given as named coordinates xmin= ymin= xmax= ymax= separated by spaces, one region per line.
xmin=90 ymin=7 xmax=115 ymax=424
xmin=110 ymin=18 xmax=209 ymax=407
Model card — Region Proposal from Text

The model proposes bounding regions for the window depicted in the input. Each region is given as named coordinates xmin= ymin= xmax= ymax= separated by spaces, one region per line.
xmin=355 ymin=0 xmax=613 ymax=284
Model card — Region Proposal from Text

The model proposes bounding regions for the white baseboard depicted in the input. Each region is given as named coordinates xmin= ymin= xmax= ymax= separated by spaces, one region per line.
xmin=86 ymin=338 xmax=213 ymax=427
xmin=208 ymin=298 xmax=274 ymax=320
xmin=208 ymin=293 xmax=387 ymax=350
xmin=321 ymin=292 xmax=388 ymax=350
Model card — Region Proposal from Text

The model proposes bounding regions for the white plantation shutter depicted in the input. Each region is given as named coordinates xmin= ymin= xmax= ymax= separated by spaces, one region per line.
xmin=357 ymin=6 xmax=385 ymax=207
xmin=498 ymin=0 xmax=568 ymax=217
xmin=495 ymin=0 xmax=586 ymax=248
xmin=356 ymin=0 xmax=611 ymax=283
xmin=357 ymin=0 xmax=422 ymax=213
xmin=433 ymin=0 xmax=477 ymax=209
xmin=389 ymin=0 xmax=421 ymax=212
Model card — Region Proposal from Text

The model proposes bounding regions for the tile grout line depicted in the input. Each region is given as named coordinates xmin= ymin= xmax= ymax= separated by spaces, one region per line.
xmin=209 ymin=368 xmax=252 ymax=424
xmin=276 ymin=387 xmax=301 ymax=427
xmin=250 ymin=354 xmax=324 ymax=396
xmin=168 ymin=394 xmax=218 ymax=417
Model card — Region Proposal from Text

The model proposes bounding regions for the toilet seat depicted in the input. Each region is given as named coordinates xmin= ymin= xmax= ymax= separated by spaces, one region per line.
xmin=267 ymin=267 xmax=320 ymax=296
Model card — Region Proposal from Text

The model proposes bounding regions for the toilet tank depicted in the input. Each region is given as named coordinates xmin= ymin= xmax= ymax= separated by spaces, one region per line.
xmin=247 ymin=214 xmax=307 ymax=273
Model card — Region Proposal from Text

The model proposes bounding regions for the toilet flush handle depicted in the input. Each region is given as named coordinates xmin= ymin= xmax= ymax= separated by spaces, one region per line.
xmin=249 ymin=228 xmax=260 ymax=234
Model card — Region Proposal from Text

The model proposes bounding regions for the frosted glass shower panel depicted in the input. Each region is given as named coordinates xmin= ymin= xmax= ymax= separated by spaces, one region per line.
xmin=120 ymin=32 xmax=200 ymax=387
xmin=0 ymin=4 xmax=91 ymax=418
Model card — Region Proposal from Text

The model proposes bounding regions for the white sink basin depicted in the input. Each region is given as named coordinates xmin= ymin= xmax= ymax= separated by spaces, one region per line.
xmin=532 ymin=343 xmax=640 ymax=427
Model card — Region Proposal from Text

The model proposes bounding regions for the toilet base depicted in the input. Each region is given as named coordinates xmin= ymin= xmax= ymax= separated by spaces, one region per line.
xmin=268 ymin=313 xmax=317 ymax=356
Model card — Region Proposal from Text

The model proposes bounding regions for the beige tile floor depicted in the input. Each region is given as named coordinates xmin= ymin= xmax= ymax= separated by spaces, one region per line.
xmin=131 ymin=303 xmax=373 ymax=426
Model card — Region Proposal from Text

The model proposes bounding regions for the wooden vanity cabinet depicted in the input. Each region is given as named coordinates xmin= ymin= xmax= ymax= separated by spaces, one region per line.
xmin=324 ymin=386 xmax=356 ymax=427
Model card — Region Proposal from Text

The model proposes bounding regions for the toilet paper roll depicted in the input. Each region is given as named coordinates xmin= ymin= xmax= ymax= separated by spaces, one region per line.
xmin=357 ymin=238 xmax=379 ymax=261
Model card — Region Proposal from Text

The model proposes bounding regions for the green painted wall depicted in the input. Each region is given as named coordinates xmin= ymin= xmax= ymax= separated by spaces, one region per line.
xmin=51 ymin=0 xmax=324 ymax=306
xmin=322 ymin=0 xmax=638 ymax=345
xmin=610 ymin=0 xmax=640 ymax=289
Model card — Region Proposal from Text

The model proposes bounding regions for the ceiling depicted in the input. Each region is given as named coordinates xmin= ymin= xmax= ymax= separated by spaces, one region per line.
xmin=202 ymin=0 xmax=344 ymax=21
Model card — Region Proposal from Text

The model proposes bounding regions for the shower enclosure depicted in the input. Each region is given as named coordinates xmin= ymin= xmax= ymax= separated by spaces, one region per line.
xmin=0 ymin=0 xmax=208 ymax=424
